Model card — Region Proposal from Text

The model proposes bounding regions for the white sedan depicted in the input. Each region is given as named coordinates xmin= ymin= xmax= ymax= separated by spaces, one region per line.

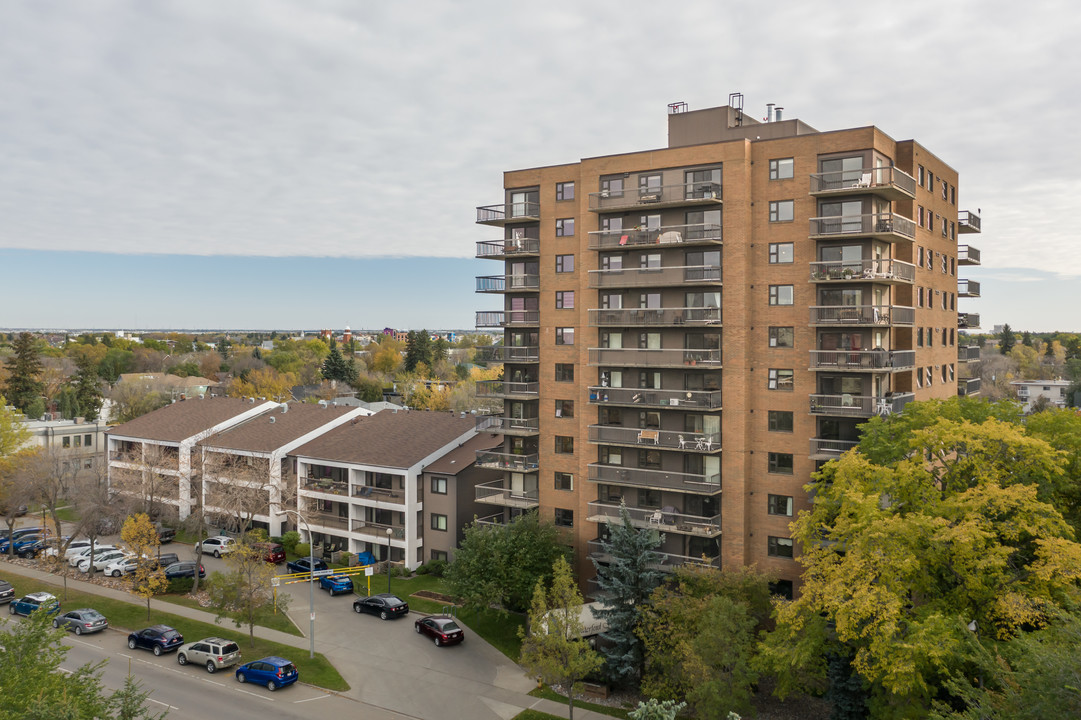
xmin=78 ymin=550 xmax=130 ymax=573
xmin=68 ymin=545 xmax=118 ymax=567
xmin=103 ymin=556 xmax=140 ymax=577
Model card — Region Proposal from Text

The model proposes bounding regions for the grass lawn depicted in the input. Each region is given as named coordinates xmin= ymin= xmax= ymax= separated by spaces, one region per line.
xmin=55 ymin=505 xmax=80 ymax=523
xmin=529 ymin=686 xmax=633 ymax=719
xmin=513 ymin=711 xmax=564 ymax=720
xmin=159 ymin=589 xmax=302 ymax=637
xmin=0 ymin=567 xmax=348 ymax=692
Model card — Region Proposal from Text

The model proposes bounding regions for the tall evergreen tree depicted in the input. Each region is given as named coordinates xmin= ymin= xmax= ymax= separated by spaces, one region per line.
xmin=3 ymin=332 xmax=44 ymax=415
xmin=321 ymin=340 xmax=354 ymax=383
xmin=998 ymin=323 xmax=1015 ymax=355
xmin=590 ymin=501 xmax=665 ymax=687
xmin=71 ymin=354 xmax=104 ymax=421
xmin=404 ymin=330 xmax=433 ymax=372
xmin=1022 ymin=330 xmax=1033 ymax=347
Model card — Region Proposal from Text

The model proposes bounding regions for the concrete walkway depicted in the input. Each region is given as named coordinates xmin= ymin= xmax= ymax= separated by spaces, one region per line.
xmin=0 ymin=558 xmax=618 ymax=720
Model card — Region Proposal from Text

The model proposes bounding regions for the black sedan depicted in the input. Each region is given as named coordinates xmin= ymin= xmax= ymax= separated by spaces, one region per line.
xmin=415 ymin=615 xmax=464 ymax=646
xmin=353 ymin=593 xmax=409 ymax=620
xmin=53 ymin=608 xmax=109 ymax=635
xmin=164 ymin=562 xmax=205 ymax=580
xmin=128 ymin=625 xmax=184 ymax=655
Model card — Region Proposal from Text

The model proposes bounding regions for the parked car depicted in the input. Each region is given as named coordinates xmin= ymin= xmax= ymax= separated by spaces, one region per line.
xmin=235 ymin=656 xmax=298 ymax=691
xmin=177 ymin=637 xmax=242 ymax=673
xmin=68 ymin=545 xmax=118 ymax=567
xmin=41 ymin=536 xmax=71 ymax=558
xmin=319 ymin=574 xmax=353 ymax=596
xmin=414 ymin=615 xmax=464 ymax=646
xmin=53 ymin=608 xmax=108 ymax=635
xmin=199 ymin=536 xmax=236 ymax=558
xmin=0 ymin=579 xmax=15 ymax=604
xmin=255 ymin=542 xmax=285 ymax=564
xmin=286 ymin=557 xmax=329 ymax=576
xmin=9 ymin=591 xmax=60 ymax=617
xmin=0 ymin=530 xmax=45 ymax=554
xmin=78 ymin=550 xmax=130 ymax=573
xmin=154 ymin=524 xmax=176 ymax=543
xmin=11 ymin=535 xmax=46 ymax=558
xmin=104 ymin=556 xmax=140 ymax=577
xmin=164 ymin=561 xmax=205 ymax=580
xmin=150 ymin=552 xmax=180 ymax=569
xmin=353 ymin=593 xmax=409 ymax=620
xmin=128 ymin=625 xmax=184 ymax=655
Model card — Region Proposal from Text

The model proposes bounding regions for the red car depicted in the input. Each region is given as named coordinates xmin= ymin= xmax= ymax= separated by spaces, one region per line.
xmin=255 ymin=543 xmax=285 ymax=564
xmin=414 ymin=615 xmax=464 ymax=646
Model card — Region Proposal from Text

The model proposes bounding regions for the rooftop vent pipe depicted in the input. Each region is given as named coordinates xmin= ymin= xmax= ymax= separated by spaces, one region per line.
xmin=766 ymin=103 xmax=775 ymax=122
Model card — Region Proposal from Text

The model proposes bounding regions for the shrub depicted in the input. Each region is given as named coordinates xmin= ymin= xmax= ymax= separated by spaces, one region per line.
xmin=168 ymin=577 xmax=195 ymax=594
xmin=425 ymin=558 xmax=448 ymax=578
xmin=339 ymin=552 xmax=353 ymax=566
xmin=294 ymin=542 xmax=311 ymax=559
xmin=246 ymin=528 xmax=269 ymax=543
xmin=281 ymin=531 xmax=300 ymax=555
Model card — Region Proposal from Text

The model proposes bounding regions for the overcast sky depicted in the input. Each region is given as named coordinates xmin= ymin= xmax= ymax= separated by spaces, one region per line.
xmin=1 ymin=0 xmax=1078 ymax=331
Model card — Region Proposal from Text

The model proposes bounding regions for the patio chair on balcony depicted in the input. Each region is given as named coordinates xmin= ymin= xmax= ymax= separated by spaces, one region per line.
xmin=648 ymin=510 xmax=664 ymax=526
xmin=638 ymin=429 xmax=660 ymax=445
xmin=854 ymin=172 xmax=872 ymax=188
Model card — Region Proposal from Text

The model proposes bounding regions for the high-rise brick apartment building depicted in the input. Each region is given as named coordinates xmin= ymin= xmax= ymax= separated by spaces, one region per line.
xmin=473 ymin=100 xmax=982 ymax=596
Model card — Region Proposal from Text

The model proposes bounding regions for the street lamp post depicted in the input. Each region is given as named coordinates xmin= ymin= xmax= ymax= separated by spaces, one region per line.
xmin=386 ymin=526 xmax=393 ymax=594
xmin=278 ymin=509 xmax=316 ymax=659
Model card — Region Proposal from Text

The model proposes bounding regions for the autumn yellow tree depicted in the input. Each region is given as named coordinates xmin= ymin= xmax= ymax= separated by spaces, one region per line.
xmin=226 ymin=367 xmax=296 ymax=401
xmin=121 ymin=513 xmax=167 ymax=620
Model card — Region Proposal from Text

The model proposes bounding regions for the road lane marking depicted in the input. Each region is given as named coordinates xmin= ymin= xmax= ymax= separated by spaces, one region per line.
xmin=233 ymin=687 xmax=275 ymax=702
xmin=294 ymin=694 xmax=329 ymax=703
xmin=147 ymin=698 xmax=178 ymax=711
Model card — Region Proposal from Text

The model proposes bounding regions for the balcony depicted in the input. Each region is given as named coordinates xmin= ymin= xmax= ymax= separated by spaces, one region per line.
xmin=588 ymin=222 xmax=722 ymax=251
xmin=589 ymin=347 xmax=722 ymax=368
xmin=588 ymin=183 xmax=722 ymax=213
xmin=958 ymin=245 xmax=981 ymax=265
xmin=475 ymin=345 xmax=539 ymax=363
xmin=809 ymin=258 xmax=916 ymax=285
xmin=306 ymin=511 xmax=350 ymax=531
xmin=474 ymin=512 xmax=508 ymax=528
xmin=475 ymin=380 xmax=539 ymax=399
xmin=588 ymin=538 xmax=719 ymax=571
xmin=476 ymin=275 xmax=540 ymax=293
xmin=810 ymin=438 xmax=859 ymax=460
xmin=809 ymin=305 xmax=915 ymax=326
xmin=588 ymin=425 xmax=720 ymax=453
xmin=809 ymin=392 xmax=915 ymax=418
xmin=588 ymin=386 xmax=722 ymax=410
xmin=809 ymin=213 xmax=916 ymax=242
xmin=475 ymin=310 xmax=539 ymax=328
xmin=588 ymin=463 xmax=720 ymax=494
xmin=809 ymin=349 xmax=916 ymax=371
xmin=589 ymin=306 xmax=722 ymax=328
xmin=351 ymin=519 xmax=406 ymax=540
xmin=474 ymin=479 xmax=539 ymax=509
xmin=351 ymin=484 xmax=405 ymax=504
xmin=586 ymin=501 xmax=721 ymax=537
xmin=958 ymin=279 xmax=981 ymax=297
xmin=959 ymin=345 xmax=981 ymax=361
xmin=959 ymin=313 xmax=981 ymax=330
xmin=958 ymin=377 xmax=982 ymax=396
xmin=589 ymin=265 xmax=722 ymax=289
xmin=475 ymin=237 xmax=540 ymax=259
xmin=476 ymin=201 xmax=540 ymax=226
xmin=808 ymin=166 xmax=916 ymax=200
xmin=301 ymin=479 xmax=350 ymax=497
xmin=958 ymin=210 xmax=981 ymax=234
xmin=474 ymin=450 xmax=539 ymax=473
xmin=475 ymin=415 xmax=540 ymax=436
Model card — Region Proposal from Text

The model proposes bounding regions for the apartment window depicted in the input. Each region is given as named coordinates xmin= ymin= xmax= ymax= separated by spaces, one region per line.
xmin=769 ymin=242 xmax=794 ymax=264
xmin=769 ymin=327 xmax=794 ymax=348
xmin=768 ymin=369 xmax=794 ymax=391
xmin=942 ymin=328 xmax=948 ymax=346
xmin=918 ymin=206 xmax=925 ymax=228
xmin=431 ymin=514 xmax=448 ymax=532
xmin=950 ymin=328 xmax=955 ymax=345
xmin=555 ymin=436 xmax=574 ymax=454
xmin=430 ymin=550 xmax=448 ymax=562
xmin=685 ymin=167 xmax=721 ymax=198
xmin=950 ymin=257 xmax=955 ymax=275
xmin=639 ymin=173 xmax=663 ymax=198
xmin=917 ymin=165 xmax=925 ymax=185
xmin=555 ymin=291 xmax=574 ymax=309
xmin=917 ymin=287 xmax=924 ymax=308
xmin=768 ymin=452 xmax=794 ymax=474
xmin=556 ymin=218 xmax=574 ymax=237
xmin=554 ymin=472 xmax=573 ymax=491
xmin=556 ymin=182 xmax=574 ymax=201
xmin=769 ymin=285 xmax=794 ymax=305
xmin=942 ymin=217 xmax=948 ymax=238
xmin=917 ymin=327 xmax=924 ymax=347
xmin=555 ymin=254 xmax=574 ymax=273
xmin=942 ymin=180 xmax=948 ymax=200
xmin=942 ymin=291 xmax=948 ymax=310
xmin=926 ymin=251 xmax=933 ymax=270
xmin=950 ymin=185 xmax=956 ymax=205
xmin=600 ymin=176 xmax=624 ymax=197
xmin=949 ymin=363 xmax=955 ymax=380
xmin=84 ymin=434 xmax=92 ymax=447
xmin=916 ymin=371 xmax=923 ymax=389
xmin=771 ymin=580 xmax=794 ymax=600
xmin=951 ymin=293 xmax=956 ymax=311
xmin=768 ymin=410 xmax=794 ymax=432
xmin=556 ymin=327 xmax=574 ymax=345
xmin=769 ymin=200 xmax=794 ymax=223
xmin=917 ymin=246 xmax=924 ymax=266
xmin=950 ymin=221 xmax=956 ymax=240
xmin=769 ymin=158 xmax=794 ymax=180
xmin=600 ymin=447 xmax=622 ymax=465
xmin=768 ymin=494 xmax=794 ymax=516
xmin=768 ymin=536 xmax=795 ymax=558
xmin=554 ymin=508 xmax=574 ymax=528
xmin=555 ymin=363 xmax=574 ymax=382
xmin=925 ymin=367 xmax=933 ymax=386
xmin=942 ymin=365 xmax=949 ymax=383
xmin=430 ymin=476 xmax=448 ymax=495
xmin=555 ymin=400 xmax=574 ymax=418
xmin=62 ymin=436 xmax=70 ymax=448
xmin=927 ymin=170 xmax=934 ymax=190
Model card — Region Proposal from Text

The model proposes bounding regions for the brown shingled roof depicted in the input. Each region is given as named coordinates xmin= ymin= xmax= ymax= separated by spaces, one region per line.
xmin=423 ymin=432 xmax=503 ymax=475
xmin=293 ymin=409 xmax=476 ymax=469
xmin=200 ymin=403 xmax=358 ymax=453
xmin=108 ymin=398 xmax=272 ymax=443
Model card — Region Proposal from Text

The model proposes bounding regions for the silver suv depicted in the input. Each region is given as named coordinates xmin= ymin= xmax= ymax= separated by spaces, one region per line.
xmin=176 ymin=637 xmax=242 ymax=673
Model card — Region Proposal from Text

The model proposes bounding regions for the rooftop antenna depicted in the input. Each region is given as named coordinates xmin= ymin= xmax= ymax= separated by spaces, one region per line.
xmin=728 ymin=92 xmax=744 ymax=127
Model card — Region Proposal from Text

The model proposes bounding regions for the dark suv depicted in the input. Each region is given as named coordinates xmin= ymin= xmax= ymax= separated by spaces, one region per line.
xmin=164 ymin=562 xmax=205 ymax=580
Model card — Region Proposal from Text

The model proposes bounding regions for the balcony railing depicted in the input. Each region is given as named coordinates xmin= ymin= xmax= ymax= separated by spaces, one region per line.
xmin=588 ymin=538 xmax=720 ymax=571
xmin=586 ymin=501 xmax=722 ymax=537
xmin=959 ymin=345 xmax=981 ymax=361
xmin=809 ymin=392 xmax=915 ymax=418
xmin=589 ymin=307 xmax=722 ymax=327
xmin=588 ymin=222 xmax=723 ymax=250
xmin=958 ymin=279 xmax=981 ymax=297
xmin=809 ymin=438 xmax=859 ymax=459
xmin=588 ymin=182 xmax=722 ymax=212
xmin=475 ymin=415 xmax=540 ymax=435
xmin=808 ymin=166 xmax=917 ymax=200
xmin=958 ymin=377 xmax=982 ymax=396
xmin=475 ymin=380 xmax=539 ymax=398
xmin=306 ymin=511 xmax=350 ymax=531
xmin=958 ymin=245 xmax=981 ymax=265
xmin=809 ymin=305 xmax=915 ymax=326
xmin=809 ymin=258 xmax=916 ymax=284
xmin=474 ymin=511 xmax=508 ymax=528
xmin=301 ymin=480 xmax=350 ymax=496
xmin=809 ymin=213 xmax=916 ymax=241
xmin=808 ymin=349 xmax=916 ymax=371
xmin=476 ymin=201 xmax=540 ymax=226
xmin=588 ymin=386 xmax=722 ymax=409
xmin=588 ymin=463 xmax=720 ymax=493
xmin=474 ymin=345 xmax=539 ymax=363
xmin=475 ymin=310 xmax=539 ymax=328
xmin=958 ymin=210 xmax=981 ymax=234
xmin=351 ymin=485 xmax=404 ymax=503
xmin=589 ymin=347 xmax=722 ymax=368
xmin=588 ymin=425 xmax=720 ymax=452
xmin=351 ymin=519 xmax=405 ymax=540
xmin=474 ymin=450 xmax=539 ymax=472
xmin=474 ymin=479 xmax=540 ymax=509
xmin=476 ymin=275 xmax=540 ymax=293
xmin=959 ymin=313 xmax=981 ymax=329
xmin=475 ymin=237 xmax=540 ymax=259
xmin=589 ymin=265 xmax=722 ymax=289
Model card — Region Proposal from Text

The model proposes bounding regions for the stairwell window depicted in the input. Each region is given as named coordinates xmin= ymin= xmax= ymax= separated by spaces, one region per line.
xmin=555 ymin=254 xmax=574 ymax=273
xmin=769 ymin=285 xmax=794 ymax=306
xmin=554 ymin=472 xmax=573 ymax=491
xmin=769 ymin=327 xmax=794 ymax=348
xmin=555 ymin=327 xmax=574 ymax=345
xmin=768 ymin=494 xmax=794 ymax=516
xmin=768 ymin=369 xmax=794 ymax=391
xmin=769 ymin=242 xmax=794 ymax=264
xmin=556 ymin=182 xmax=574 ymax=201
xmin=768 ymin=411 xmax=794 ymax=432
xmin=556 ymin=218 xmax=574 ymax=237
xmin=554 ymin=436 xmax=574 ymax=454
xmin=554 ymin=508 xmax=574 ymax=528
xmin=768 ymin=452 xmax=794 ymax=474
xmin=769 ymin=158 xmax=794 ymax=180
xmin=769 ymin=200 xmax=794 ymax=223
xmin=431 ymin=514 xmax=447 ymax=532
xmin=555 ymin=291 xmax=574 ymax=309
xmin=768 ymin=536 xmax=794 ymax=558
xmin=555 ymin=364 xmax=574 ymax=382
